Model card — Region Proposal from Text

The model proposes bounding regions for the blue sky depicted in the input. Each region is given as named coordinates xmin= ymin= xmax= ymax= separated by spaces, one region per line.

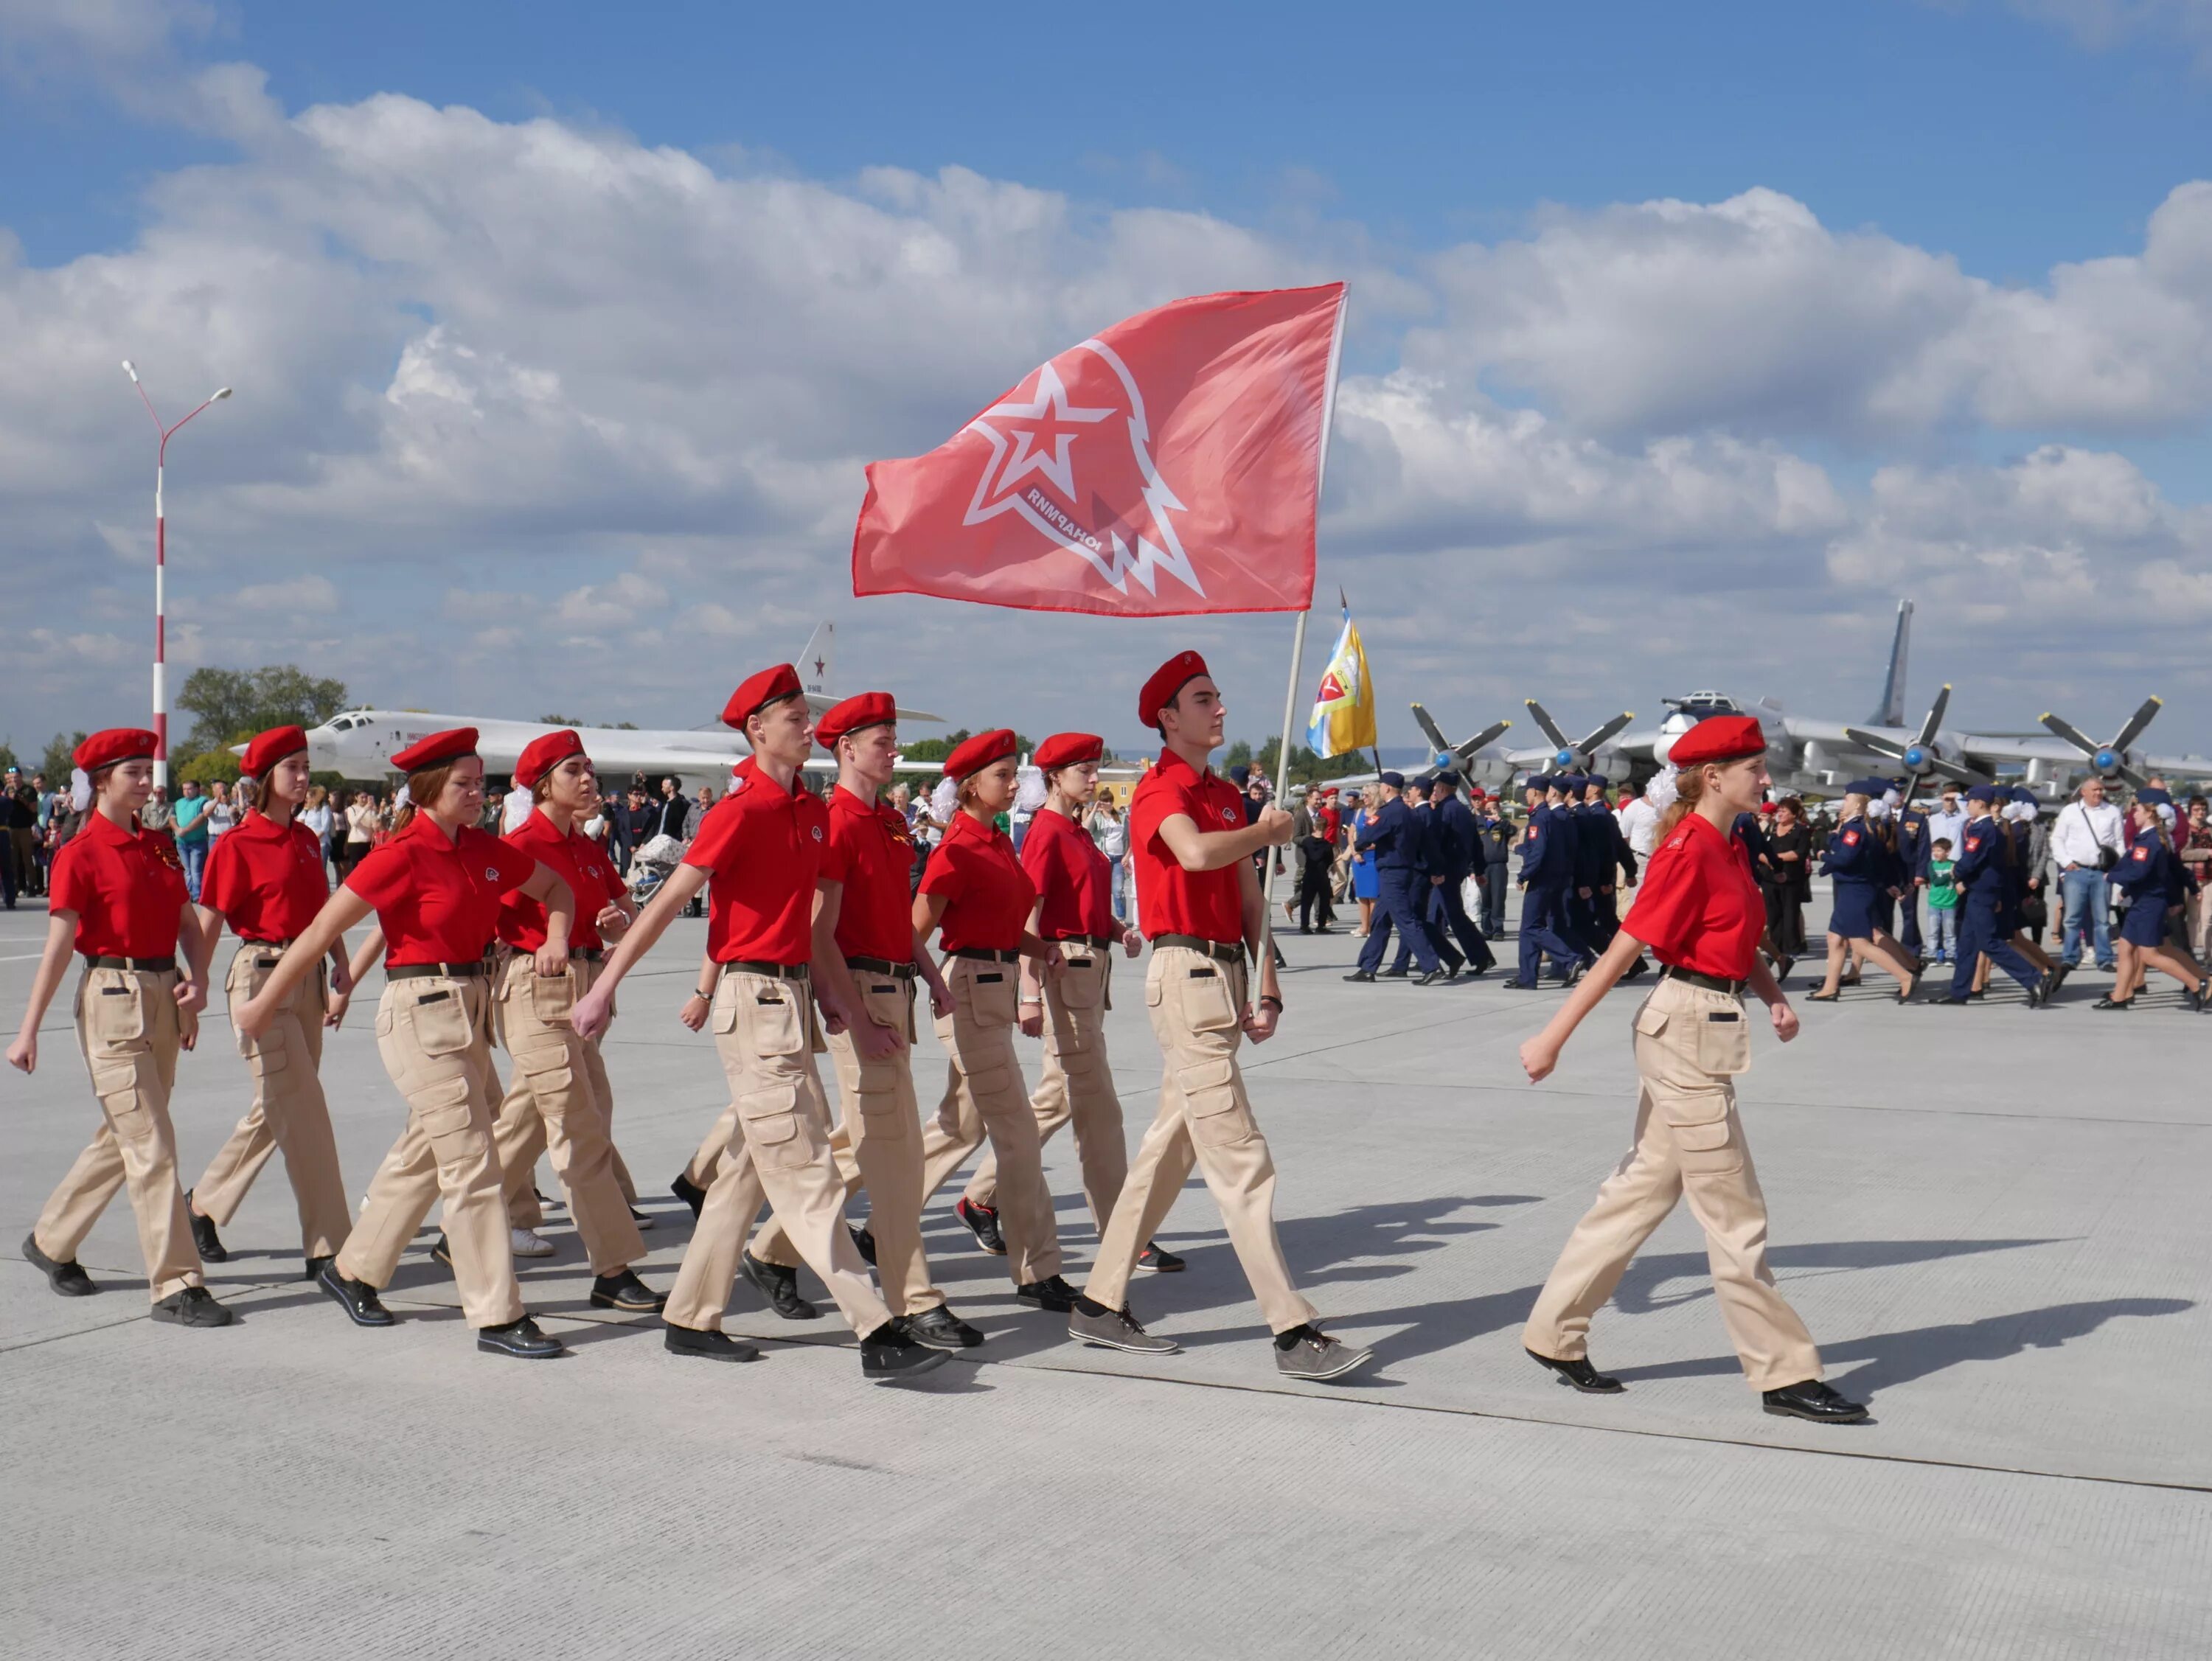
xmin=3 ymin=0 xmax=2210 ymax=755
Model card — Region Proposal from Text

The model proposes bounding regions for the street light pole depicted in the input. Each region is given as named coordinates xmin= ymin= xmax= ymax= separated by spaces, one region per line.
xmin=122 ymin=362 xmax=232 ymax=790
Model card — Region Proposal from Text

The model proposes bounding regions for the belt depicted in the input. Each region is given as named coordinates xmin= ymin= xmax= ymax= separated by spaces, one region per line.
xmin=82 ymin=954 xmax=176 ymax=972
xmin=846 ymin=955 xmax=917 ymax=979
xmin=571 ymin=947 xmax=607 ymax=963
xmin=239 ymin=937 xmax=296 ymax=950
xmin=949 ymin=947 xmax=1020 ymax=964
xmin=388 ymin=961 xmax=491 ymax=981
xmin=1661 ymin=966 xmax=1747 ymax=995
xmin=1152 ymin=933 xmax=1244 ymax=965
xmin=1047 ymin=933 xmax=1119 ymax=948
xmin=717 ymin=959 xmax=810 ymax=983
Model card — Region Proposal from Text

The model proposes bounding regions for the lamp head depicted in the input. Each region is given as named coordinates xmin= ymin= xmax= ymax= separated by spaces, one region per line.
xmin=122 ymin=360 xmax=139 ymax=382
xmin=212 ymin=387 xmax=233 ymax=402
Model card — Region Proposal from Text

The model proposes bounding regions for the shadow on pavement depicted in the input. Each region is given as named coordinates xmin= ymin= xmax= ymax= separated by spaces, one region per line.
xmin=1610 ymin=1237 xmax=2067 ymax=1316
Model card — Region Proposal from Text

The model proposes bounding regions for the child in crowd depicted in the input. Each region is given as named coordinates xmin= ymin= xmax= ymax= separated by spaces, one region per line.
xmin=1927 ymin=838 xmax=1959 ymax=964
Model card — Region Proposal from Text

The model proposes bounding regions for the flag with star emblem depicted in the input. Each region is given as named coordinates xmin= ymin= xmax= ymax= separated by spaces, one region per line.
xmin=1306 ymin=602 xmax=1377 ymax=759
xmin=852 ymin=283 xmax=1345 ymax=617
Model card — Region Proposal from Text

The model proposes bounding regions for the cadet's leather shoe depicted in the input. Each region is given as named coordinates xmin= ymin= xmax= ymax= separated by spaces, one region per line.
xmin=670 ymin=1172 xmax=707 ymax=1219
xmin=741 ymin=1250 xmax=819 ymax=1320
xmin=151 ymin=1285 xmax=235 ymax=1328
xmin=184 ymin=1192 xmax=229 ymax=1264
xmin=860 ymin=1320 xmax=950 ymax=1379
xmin=1415 ymin=969 xmax=1455 ymax=986
xmin=23 ymin=1232 xmax=98 ymax=1297
xmin=509 ymin=1227 xmax=555 ymax=1258
xmin=303 ymin=1254 xmax=335 ymax=1283
xmin=954 ymin=1197 xmax=1006 ymax=1256
xmin=1341 ymin=970 xmax=1377 ymax=982
xmin=1526 ymin=1346 xmax=1623 ymax=1393
xmin=588 ymin=1268 xmax=667 ymax=1314
xmin=317 ymin=1262 xmax=396 ymax=1327
xmin=429 ymin=1233 xmax=455 ymax=1268
xmin=1016 ymin=1274 xmax=1079 ymax=1312
xmin=1135 ymin=1240 xmax=1185 ymax=1272
xmin=629 ymin=1206 xmax=655 ymax=1230
xmin=1761 ymin=1379 xmax=1869 ymax=1424
xmin=477 ymin=1315 xmax=564 ymax=1359
xmin=1500 ymin=979 xmax=1543 ymax=990
xmin=903 ymin=1304 xmax=984 ymax=1349
xmin=664 ymin=1322 xmax=757 ymax=1362
xmin=1624 ymin=958 xmax=1655 ymax=981
xmin=1273 ymin=1324 xmax=1373 ymax=1382
xmin=849 ymin=1225 xmax=877 ymax=1266
xmin=1068 ymin=1298 xmax=1180 ymax=1355
xmin=1377 ymin=967 xmax=1411 ymax=980
xmin=2093 ymin=994 xmax=2135 ymax=1011
xmin=1562 ymin=961 xmax=1589 ymax=988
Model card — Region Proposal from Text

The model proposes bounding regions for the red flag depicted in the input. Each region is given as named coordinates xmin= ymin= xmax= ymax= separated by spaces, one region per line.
xmin=853 ymin=283 xmax=1344 ymax=618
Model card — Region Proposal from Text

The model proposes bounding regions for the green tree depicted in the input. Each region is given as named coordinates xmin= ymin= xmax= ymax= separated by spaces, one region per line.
xmin=1253 ymin=738 xmax=1368 ymax=788
xmin=0 ymin=740 xmax=17 ymax=774
xmin=539 ymin=714 xmax=639 ymax=729
xmin=177 ymin=748 xmax=242 ymax=785
xmin=176 ymin=666 xmax=349 ymax=756
xmin=41 ymin=732 xmax=86 ymax=779
xmin=899 ymin=728 xmax=970 ymax=764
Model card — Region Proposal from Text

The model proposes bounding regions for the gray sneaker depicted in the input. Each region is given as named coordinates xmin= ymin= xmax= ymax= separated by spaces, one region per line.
xmin=1273 ymin=1326 xmax=1372 ymax=1382
xmin=1068 ymin=1301 xmax=1180 ymax=1355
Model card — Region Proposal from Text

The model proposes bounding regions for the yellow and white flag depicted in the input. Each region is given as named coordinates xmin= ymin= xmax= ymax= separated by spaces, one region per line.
xmin=1306 ymin=604 xmax=1377 ymax=759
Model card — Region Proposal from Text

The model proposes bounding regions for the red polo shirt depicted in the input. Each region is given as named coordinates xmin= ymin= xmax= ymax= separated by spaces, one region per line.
xmin=1130 ymin=748 xmax=1246 ymax=944
xmin=1621 ymin=811 xmax=1764 ymax=979
xmin=820 ymin=785 xmax=917 ymax=964
xmin=919 ymin=809 xmax=1035 ymax=953
xmin=683 ymin=757 xmax=828 ymax=965
xmin=1312 ymin=805 xmax=1340 ymax=843
xmin=345 ymin=812 xmax=538 ymax=967
xmin=49 ymin=810 xmax=189 ymax=959
xmin=499 ymin=809 xmax=627 ymax=953
xmin=1021 ymin=808 xmax=1115 ymax=940
xmin=198 ymin=810 xmax=330 ymax=943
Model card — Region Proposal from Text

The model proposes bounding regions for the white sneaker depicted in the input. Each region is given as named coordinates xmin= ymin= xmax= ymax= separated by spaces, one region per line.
xmin=509 ymin=1227 xmax=556 ymax=1258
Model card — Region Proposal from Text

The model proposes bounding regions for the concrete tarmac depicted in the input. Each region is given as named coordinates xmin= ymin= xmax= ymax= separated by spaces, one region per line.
xmin=3 ymin=884 xmax=2208 ymax=1660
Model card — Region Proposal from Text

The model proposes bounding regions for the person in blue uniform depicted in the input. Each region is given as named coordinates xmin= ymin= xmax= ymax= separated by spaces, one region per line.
xmin=1811 ymin=784 xmax=1919 ymax=1001
xmin=1425 ymin=773 xmax=1495 ymax=975
xmin=1346 ymin=773 xmax=1450 ymax=983
xmin=1893 ymin=789 xmax=1933 ymax=959
xmin=1505 ymin=776 xmax=1589 ymax=989
xmin=2101 ymin=790 xmax=2207 ymax=1011
xmin=1385 ymin=776 xmax=1464 ymax=977
xmin=1930 ymin=785 xmax=2047 ymax=1007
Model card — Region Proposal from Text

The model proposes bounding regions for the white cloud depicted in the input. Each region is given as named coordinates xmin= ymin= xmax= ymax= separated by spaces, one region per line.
xmin=230 ymin=574 xmax=338 ymax=613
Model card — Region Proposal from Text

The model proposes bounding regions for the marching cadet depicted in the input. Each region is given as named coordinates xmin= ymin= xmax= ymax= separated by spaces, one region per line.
xmin=1068 ymin=651 xmax=1371 ymax=1381
xmin=908 ymin=729 xmax=1082 ymax=1310
xmin=1809 ymin=784 xmax=1919 ymax=1002
xmin=1930 ymin=784 xmax=2046 ymax=1008
xmin=746 ymin=691 xmax=987 ymax=1351
xmin=10 ymin=730 xmax=231 ymax=1326
xmin=1517 ymin=718 xmax=1867 ymax=1425
xmin=234 ymin=728 xmax=575 ymax=1357
xmin=569 ymin=666 xmax=943 ymax=1378
xmin=2102 ymin=790 xmax=2207 ymax=1011
xmin=1425 ymin=773 xmax=1495 ymax=974
xmin=181 ymin=725 xmax=353 ymax=1280
xmin=959 ymin=732 xmax=1184 ymax=1274
xmin=1894 ymin=788 xmax=1933 ymax=961
xmin=1504 ymin=776 xmax=1588 ymax=989
xmin=484 ymin=729 xmax=664 ymax=1314
xmin=1343 ymin=772 xmax=1449 ymax=983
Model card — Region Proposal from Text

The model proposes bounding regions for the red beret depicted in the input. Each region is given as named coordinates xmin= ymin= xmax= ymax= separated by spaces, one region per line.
xmin=390 ymin=727 xmax=479 ymax=774
xmin=1669 ymin=714 xmax=1767 ymax=770
xmin=1138 ymin=650 xmax=1210 ymax=728
xmin=1034 ymin=732 xmax=1104 ymax=773
xmin=514 ymin=727 xmax=587 ymax=789
xmin=74 ymin=728 xmax=156 ymax=772
xmin=944 ymin=728 xmax=1018 ymax=780
xmin=240 ymin=725 xmax=309 ymax=779
xmin=815 ymin=692 xmax=897 ymax=751
xmin=721 ymin=664 xmax=803 ymax=730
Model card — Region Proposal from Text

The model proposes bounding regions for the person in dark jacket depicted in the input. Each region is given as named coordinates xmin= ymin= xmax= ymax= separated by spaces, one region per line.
xmin=2100 ymin=790 xmax=2206 ymax=1010
xmin=1932 ymin=786 xmax=2046 ymax=1007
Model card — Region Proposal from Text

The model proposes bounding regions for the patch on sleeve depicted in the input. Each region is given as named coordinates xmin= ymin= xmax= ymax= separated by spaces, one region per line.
xmin=1843 ymin=829 xmax=1860 ymax=846
xmin=2132 ymin=845 xmax=2149 ymax=861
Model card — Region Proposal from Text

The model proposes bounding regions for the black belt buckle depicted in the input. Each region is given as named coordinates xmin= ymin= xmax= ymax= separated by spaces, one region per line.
xmin=571 ymin=947 xmax=606 ymax=963
xmin=1152 ymin=933 xmax=1242 ymax=965
xmin=845 ymin=955 xmax=917 ymax=979
xmin=719 ymin=959 xmax=809 ymax=983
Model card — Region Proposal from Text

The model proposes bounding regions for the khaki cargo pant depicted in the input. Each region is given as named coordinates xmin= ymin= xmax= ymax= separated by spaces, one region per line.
xmin=914 ymin=954 xmax=1062 ymax=1285
xmin=35 ymin=966 xmax=204 ymax=1303
xmin=189 ymin=945 xmax=351 ymax=1261
xmin=335 ymin=974 xmax=524 ymax=1329
xmin=1522 ymin=973 xmax=1822 ymax=1392
xmin=1084 ymin=946 xmax=1314 ymax=1333
xmin=501 ymin=958 xmax=638 ymax=1225
xmin=964 ymin=942 xmax=1127 ymax=1233
xmin=488 ymin=954 xmax=643 ymax=1275
xmin=663 ymin=969 xmax=889 ymax=1337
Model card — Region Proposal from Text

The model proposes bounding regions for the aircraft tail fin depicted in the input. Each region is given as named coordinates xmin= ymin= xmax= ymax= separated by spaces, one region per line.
xmin=796 ymin=621 xmax=834 ymax=700
xmin=1868 ymin=599 xmax=1911 ymax=727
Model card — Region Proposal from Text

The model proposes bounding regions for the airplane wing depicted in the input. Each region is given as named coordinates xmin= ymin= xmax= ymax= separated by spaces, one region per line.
xmin=1954 ymin=734 xmax=2212 ymax=780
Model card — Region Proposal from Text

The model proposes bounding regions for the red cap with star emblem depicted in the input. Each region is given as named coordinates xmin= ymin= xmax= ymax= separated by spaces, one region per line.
xmin=943 ymin=728 xmax=1018 ymax=780
xmin=815 ymin=692 xmax=897 ymax=751
xmin=1034 ymin=732 xmax=1104 ymax=773
xmin=389 ymin=728 xmax=479 ymax=773
xmin=240 ymin=725 xmax=309 ymax=779
xmin=74 ymin=728 xmax=159 ymax=772
xmin=721 ymin=664 xmax=803 ymax=730
xmin=1138 ymin=650 xmax=1209 ymax=729
xmin=513 ymin=727 xmax=587 ymax=790
xmin=1669 ymin=714 xmax=1766 ymax=770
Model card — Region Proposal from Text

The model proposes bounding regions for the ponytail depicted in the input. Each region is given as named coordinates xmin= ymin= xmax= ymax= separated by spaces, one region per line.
xmin=1652 ymin=766 xmax=1708 ymax=845
xmin=391 ymin=761 xmax=457 ymax=834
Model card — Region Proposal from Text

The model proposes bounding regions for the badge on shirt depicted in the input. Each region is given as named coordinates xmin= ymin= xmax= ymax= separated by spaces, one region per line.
xmin=1842 ymin=829 xmax=1860 ymax=846
xmin=811 ymin=825 xmax=824 ymax=842
xmin=2132 ymin=846 xmax=2149 ymax=861
xmin=485 ymin=866 xmax=501 ymax=880
xmin=1220 ymin=806 xmax=1238 ymax=825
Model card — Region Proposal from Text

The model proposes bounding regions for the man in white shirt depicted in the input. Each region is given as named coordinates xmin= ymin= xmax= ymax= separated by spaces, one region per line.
xmin=1617 ymin=787 xmax=1660 ymax=863
xmin=2049 ymin=777 xmax=2124 ymax=972
xmin=1925 ymin=787 xmax=1967 ymax=867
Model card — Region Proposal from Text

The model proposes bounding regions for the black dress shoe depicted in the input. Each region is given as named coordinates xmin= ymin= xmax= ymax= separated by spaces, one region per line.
xmin=588 ymin=1267 xmax=667 ymax=1313
xmin=669 ymin=1172 xmax=707 ymax=1219
xmin=849 ymin=1224 xmax=877 ymax=1267
xmin=1761 ymin=1378 xmax=1868 ymax=1424
xmin=903 ymin=1304 xmax=984 ymax=1349
xmin=2093 ymin=994 xmax=2135 ymax=1011
xmin=1500 ymin=978 xmax=1543 ymax=990
xmin=184 ymin=1192 xmax=229 ymax=1264
xmin=1623 ymin=958 xmax=1654 ymax=981
xmin=317 ymin=1262 xmax=396 ymax=1326
xmin=1377 ymin=967 xmax=1411 ymax=980
xmin=23 ymin=1232 xmax=98 ymax=1297
xmin=1526 ymin=1346 xmax=1623 ymax=1393
xmin=477 ymin=1315 xmax=565 ymax=1359
xmin=954 ymin=1197 xmax=1006 ymax=1256
xmin=860 ymin=1320 xmax=950 ymax=1379
xmin=1415 ymin=969 xmax=1455 ymax=986
xmin=1342 ymin=970 xmax=1377 ymax=983
xmin=303 ymin=1254 xmax=335 ymax=1284
xmin=1136 ymin=1240 xmax=1185 ymax=1272
xmin=1015 ymin=1274 xmax=1079 ymax=1312
xmin=741 ymin=1250 xmax=819 ymax=1320
xmin=628 ymin=1205 xmax=655 ymax=1230
xmin=1562 ymin=963 xmax=1587 ymax=988
xmin=151 ymin=1285 xmax=235 ymax=1328
xmin=664 ymin=1322 xmax=758 ymax=1362
xmin=1807 ymin=989 xmax=1840 ymax=1002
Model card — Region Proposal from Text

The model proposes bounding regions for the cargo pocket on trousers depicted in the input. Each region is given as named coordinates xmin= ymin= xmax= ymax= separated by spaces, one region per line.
xmin=964 ymin=969 xmax=1018 ymax=1027
xmin=1176 ymin=966 xmax=1242 ymax=1034
xmin=1058 ymin=956 xmax=1103 ymax=1009
xmin=740 ymin=987 xmax=805 ymax=1056
xmin=1632 ymin=1002 xmax=1669 ymax=1040
xmin=91 ymin=978 xmax=149 ymax=1045
xmin=1695 ymin=1009 xmax=1751 ymax=1076
xmin=246 ymin=1037 xmax=291 ymax=1078
xmin=738 ymin=1085 xmax=810 ymax=1169
xmin=414 ymin=1076 xmax=477 ymax=1146
xmin=1665 ymin=1093 xmax=1742 ymax=1176
xmin=529 ymin=967 xmax=577 ymax=1025
xmin=1179 ymin=1055 xmax=1256 ymax=1148
xmin=406 ymin=989 xmax=473 ymax=1057
xmin=90 ymin=1058 xmax=152 ymax=1138
xmin=855 ymin=1082 xmax=906 ymax=1141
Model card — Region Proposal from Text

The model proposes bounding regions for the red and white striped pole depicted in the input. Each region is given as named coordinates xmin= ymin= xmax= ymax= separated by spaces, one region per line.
xmin=122 ymin=363 xmax=231 ymax=790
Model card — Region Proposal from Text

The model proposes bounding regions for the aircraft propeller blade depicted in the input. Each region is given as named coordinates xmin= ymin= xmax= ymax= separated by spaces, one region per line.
xmin=1455 ymin=720 xmax=1512 ymax=760
xmin=2110 ymin=695 xmax=2163 ymax=755
xmin=1409 ymin=703 xmax=1453 ymax=757
xmin=2039 ymin=713 xmax=2102 ymax=758
xmin=1523 ymin=700 xmax=1572 ymax=753
xmin=1576 ymin=713 xmax=1634 ymax=754
xmin=1916 ymin=684 xmax=1951 ymax=748
xmin=1843 ymin=726 xmax=1909 ymax=761
xmin=2115 ymin=762 xmax=2152 ymax=790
